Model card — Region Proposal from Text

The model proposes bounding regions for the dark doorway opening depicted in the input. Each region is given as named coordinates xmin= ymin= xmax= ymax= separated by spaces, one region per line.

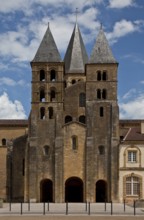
xmin=96 ymin=180 xmax=107 ymax=202
xmin=40 ymin=179 xmax=53 ymax=202
xmin=65 ymin=177 xmax=83 ymax=202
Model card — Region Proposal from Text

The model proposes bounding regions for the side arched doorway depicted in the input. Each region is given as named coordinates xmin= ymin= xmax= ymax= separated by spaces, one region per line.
xmin=96 ymin=180 xmax=107 ymax=202
xmin=40 ymin=179 xmax=53 ymax=202
xmin=65 ymin=177 xmax=83 ymax=202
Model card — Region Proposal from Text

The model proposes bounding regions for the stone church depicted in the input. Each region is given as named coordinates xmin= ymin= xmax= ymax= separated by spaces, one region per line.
xmin=0 ymin=21 xmax=144 ymax=203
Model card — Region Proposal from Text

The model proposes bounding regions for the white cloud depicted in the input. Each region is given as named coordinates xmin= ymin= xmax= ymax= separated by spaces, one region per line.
xmin=108 ymin=0 xmax=135 ymax=8
xmin=107 ymin=19 xmax=141 ymax=44
xmin=0 ymin=92 xmax=26 ymax=119
xmin=122 ymin=88 xmax=136 ymax=100
xmin=0 ymin=0 xmax=103 ymax=14
xmin=119 ymin=92 xmax=144 ymax=119
xmin=0 ymin=0 xmax=32 ymax=14
xmin=0 ymin=77 xmax=27 ymax=87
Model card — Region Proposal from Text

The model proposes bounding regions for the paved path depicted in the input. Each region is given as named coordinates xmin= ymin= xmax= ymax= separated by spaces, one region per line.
xmin=0 ymin=202 xmax=144 ymax=218
xmin=1 ymin=217 xmax=144 ymax=220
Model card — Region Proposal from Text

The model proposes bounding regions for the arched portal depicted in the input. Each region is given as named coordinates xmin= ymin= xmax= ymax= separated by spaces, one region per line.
xmin=40 ymin=179 xmax=53 ymax=202
xmin=65 ymin=177 xmax=83 ymax=202
xmin=96 ymin=180 xmax=107 ymax=202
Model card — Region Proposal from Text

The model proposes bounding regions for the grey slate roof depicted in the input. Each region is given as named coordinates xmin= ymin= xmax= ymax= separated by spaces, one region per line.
xmin=89 ymin=27 xmax=117 ymax=64
xmin=64 ymin=23 xmax=88 ymax=73
xmin=32 ymin=24 xmax=61 ymax=62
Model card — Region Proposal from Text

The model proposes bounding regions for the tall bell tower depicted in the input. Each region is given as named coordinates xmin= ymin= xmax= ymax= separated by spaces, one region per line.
xmin=85 ymin=27 xmax=119 ymax=202
xmin=25 ymin=24 xmax=64 ymax=202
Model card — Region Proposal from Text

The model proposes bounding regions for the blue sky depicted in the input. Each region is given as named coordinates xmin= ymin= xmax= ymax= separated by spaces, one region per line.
xmin=0 ymin=0 xmax=144 ymax=119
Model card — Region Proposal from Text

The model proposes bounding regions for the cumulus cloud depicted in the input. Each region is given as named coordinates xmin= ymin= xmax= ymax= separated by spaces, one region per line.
xmin=0 ymin=92 xmax=27 ymax=119
xmin=119 ymin=89 xmax=144 ymax=119
xmin=0 ymin=77 xmax=26 ymax=87
xmin=107 ymin=19 xmax=141 ymax=44
xmin=108 ymin=0 xmax=135 ymax=8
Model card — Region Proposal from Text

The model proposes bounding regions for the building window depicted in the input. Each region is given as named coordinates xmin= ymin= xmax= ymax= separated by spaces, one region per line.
xmin=50 ymin=89 xmax=56 ymax=101
xmin=40 ymin=88 xmax=45 ymax=102
xmin=126 ymin=176 xmax=140 ymax=196
xmin=65 ymin=115 xmax=72 ymax=123
xmin=79 ymin=115 xmax=86 ymax=124
xmin=128 ymin=151 xmax=137 ymax=162
xmin=40 ymin=70 xmax=45 ymax=81
xmin=102 ymin=89 xmax=107 ymax=99
xmin=98 ymin=145 xmax=105 ymax=155
xmin=2 ymin=138 xmax=6 ymax=146
xmin=100 ymin=107 xmax=104 ymax=117
xmin=79 ymin=93 xmax=86 ymax=107
xmin=72 ymin=79 xmax=76 ymax=84
xmin=48 ymin=107 xmax=53 ymax=119
xmin=72 ymin=136 xmax=78 ymax=150
xmin=102 ymin=71 xmax=107 ymax=81
xmin=43 ymin=145 xmax=50 ymax=156
xmin=40 ymin=107 xmax=45 ymax=119
xmin=50 ymin=69 xmax=56 ymax=81
xmin=97 ymin=71 xmax=101 ymax=81
xmin=97 ymin=89 xmax=101 ymax=99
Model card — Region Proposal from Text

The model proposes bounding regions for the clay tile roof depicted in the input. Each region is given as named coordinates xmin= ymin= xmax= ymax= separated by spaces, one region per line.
xmin=0 ymin=120 xmax=28 ymax=126
xmin=124 ymin=127 xmax=144 ymax=141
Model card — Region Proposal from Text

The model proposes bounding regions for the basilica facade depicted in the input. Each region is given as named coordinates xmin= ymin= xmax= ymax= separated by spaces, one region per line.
xmin=0 ymin=22 xmax=144 ymax=203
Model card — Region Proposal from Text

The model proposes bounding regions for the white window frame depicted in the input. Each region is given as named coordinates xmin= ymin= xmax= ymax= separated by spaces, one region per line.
xmin=128 ymin=151 xmax=137 ymax=162
xmin=126 ymin=176 xmax=139 ymax=196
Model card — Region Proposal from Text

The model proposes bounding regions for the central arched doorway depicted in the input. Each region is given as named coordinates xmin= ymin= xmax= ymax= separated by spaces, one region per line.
xmin=65 ymin=177 xmax=83 ymax=202
xmin=40 ymin=179 xmax=53 ymax=202
xmin=96 ymin=180 xmax=107 ymax=202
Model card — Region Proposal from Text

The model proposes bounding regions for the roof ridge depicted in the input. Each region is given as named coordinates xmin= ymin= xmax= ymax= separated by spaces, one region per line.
xmin=123 ymin=127 xmax=132 ymax=141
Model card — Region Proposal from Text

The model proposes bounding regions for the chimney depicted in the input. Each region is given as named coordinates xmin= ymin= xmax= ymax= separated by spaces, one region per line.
xmin=141 ymin=122 xmax=144 ymax=134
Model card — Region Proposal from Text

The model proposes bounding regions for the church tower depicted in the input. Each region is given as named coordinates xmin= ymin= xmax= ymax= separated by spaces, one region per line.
xmin=25 ymin=24 xmax=64 ymax=202
xmin=85 ymin=27 xmax=119 ymax=202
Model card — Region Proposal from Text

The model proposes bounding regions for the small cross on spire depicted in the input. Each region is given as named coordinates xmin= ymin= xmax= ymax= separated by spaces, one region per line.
xmin=75 ymin=8 xmax=79 ymax=23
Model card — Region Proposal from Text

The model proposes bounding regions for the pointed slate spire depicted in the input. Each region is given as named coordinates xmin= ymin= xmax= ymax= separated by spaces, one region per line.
xmin=89 ymin=26 xmax=117 ymax=64
xmin=32 ymin=23 xmax=61 ymax=62
xmin=64 ymin=23 xmax=88 ymax=73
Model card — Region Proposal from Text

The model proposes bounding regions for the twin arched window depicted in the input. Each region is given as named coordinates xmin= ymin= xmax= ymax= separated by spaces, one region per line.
xmin=40 ymin=107 xmax=54 ymax=119
xmin=97 ymin=89 xmax=107 ymax=99
xmin=39 ymin=69 xmax=57 ymax=81
xmin=97 ymin=71 xmax=107 ymax=81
